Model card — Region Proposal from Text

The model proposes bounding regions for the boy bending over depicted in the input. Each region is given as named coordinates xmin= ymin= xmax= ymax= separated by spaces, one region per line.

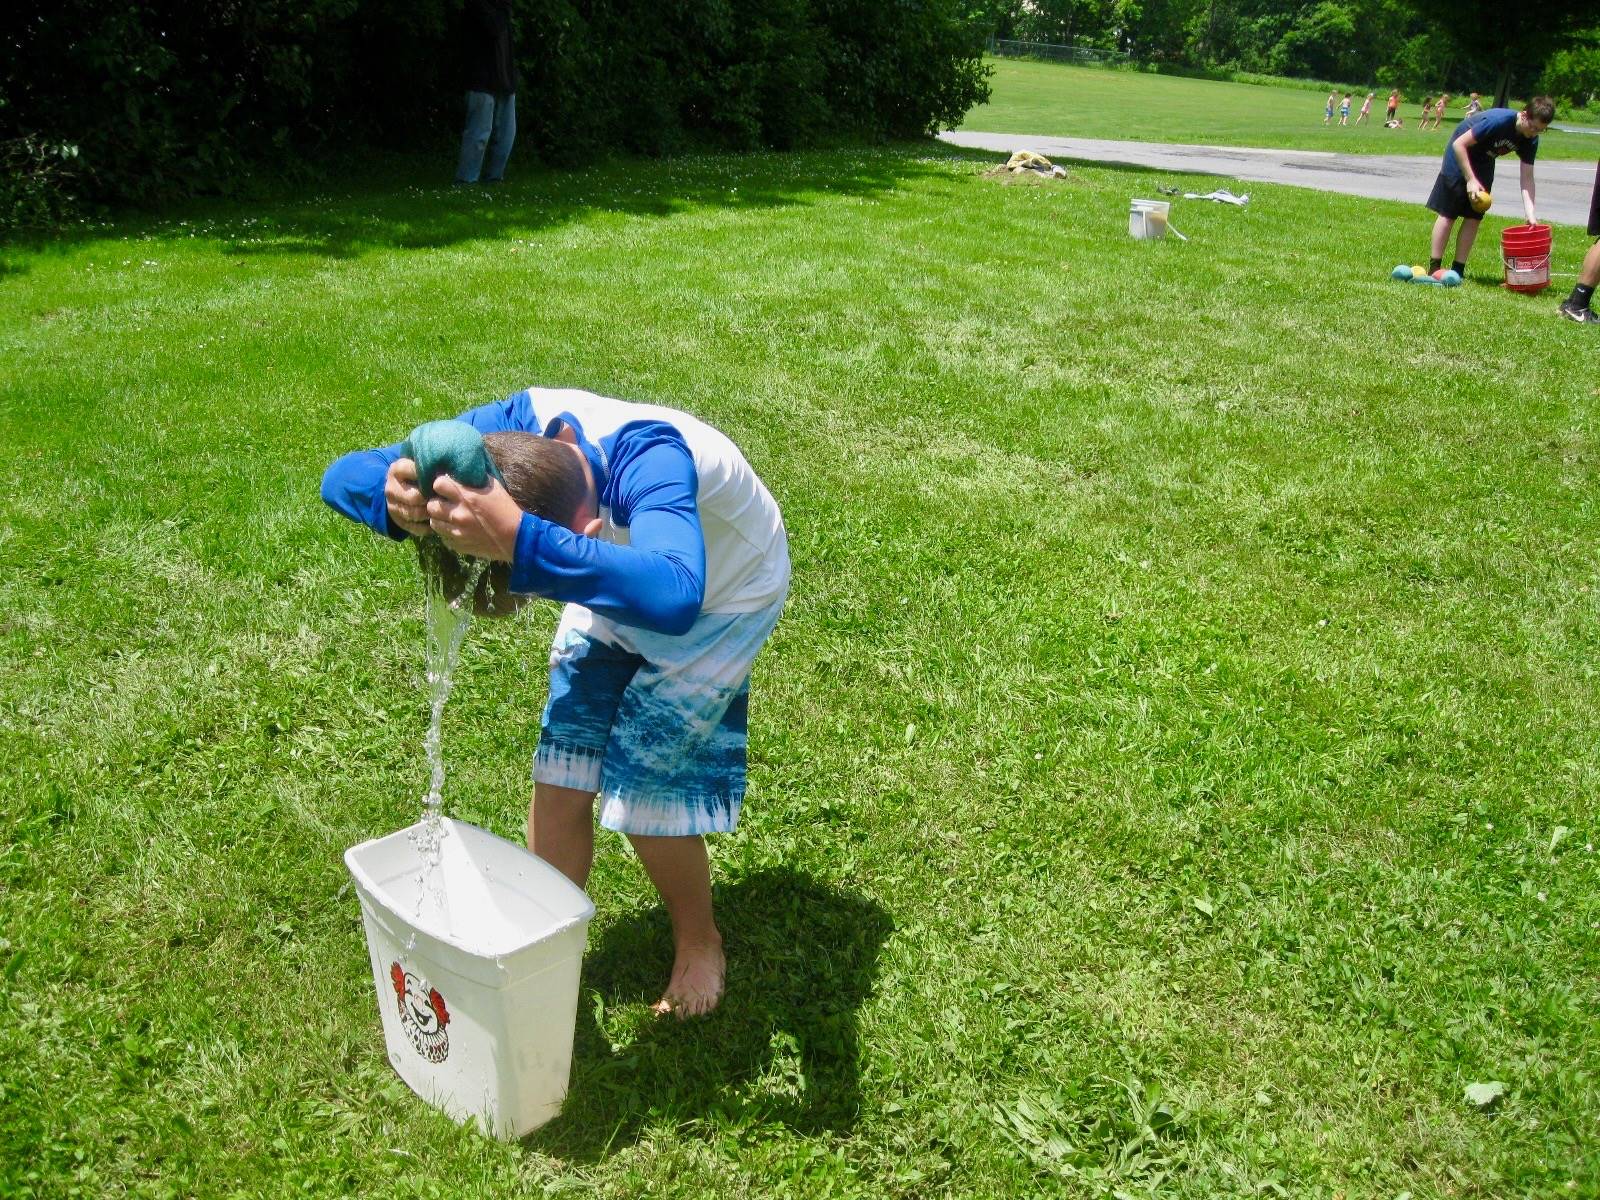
xmin=1423 ymin=96 xmax=1554 ymax=278
xmin=322 ymin=388 xmax=790 ymax=1016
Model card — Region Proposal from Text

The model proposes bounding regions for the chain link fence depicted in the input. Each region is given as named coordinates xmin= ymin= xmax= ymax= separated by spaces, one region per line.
xmin=990 ymin=38 xmax=1131 ymax=67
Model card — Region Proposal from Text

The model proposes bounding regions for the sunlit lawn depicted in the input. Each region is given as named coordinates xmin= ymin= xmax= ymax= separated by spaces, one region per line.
xmin=2 ymin=145 xmax=1598 ymax=1198
xmin=962 ymin=57 xmax=1600 ymax=161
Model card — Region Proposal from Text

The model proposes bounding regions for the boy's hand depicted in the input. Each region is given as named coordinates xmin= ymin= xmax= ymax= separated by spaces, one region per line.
xmin=384 ymin=458 xmax=432 ymax=538
xmin=428 ymin=475 xmax=523 ymax=562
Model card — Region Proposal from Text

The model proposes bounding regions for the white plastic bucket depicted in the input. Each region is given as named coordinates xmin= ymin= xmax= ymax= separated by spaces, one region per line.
xmin=1129 ymin=198 xmax=1170 ymax=240
xmin=344 ymin=818 xmax=595 ymax=1138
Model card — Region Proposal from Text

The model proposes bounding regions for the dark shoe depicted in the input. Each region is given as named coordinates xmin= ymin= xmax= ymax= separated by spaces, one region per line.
xmin=1558 ymin=301 xmax=1600 ymax=324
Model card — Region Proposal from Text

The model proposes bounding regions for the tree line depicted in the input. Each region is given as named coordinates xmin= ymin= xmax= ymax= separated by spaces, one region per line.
xmin=0 ymin=0 xmax=990 ymax=223
xmin=979 ymin=0 xmax=1598 ymax=108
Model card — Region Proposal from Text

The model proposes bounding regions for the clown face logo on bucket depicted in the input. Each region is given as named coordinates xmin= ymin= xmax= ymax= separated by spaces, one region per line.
xmin=389 ymin=962 xmax=451 ymax=1063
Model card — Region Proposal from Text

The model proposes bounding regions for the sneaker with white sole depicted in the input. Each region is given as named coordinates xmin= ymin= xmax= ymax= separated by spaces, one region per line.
xmin=1558 ymin=300 xmax=1600 ymax=324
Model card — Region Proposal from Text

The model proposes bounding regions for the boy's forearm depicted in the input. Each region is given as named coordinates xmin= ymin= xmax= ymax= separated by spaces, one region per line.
xmin=321 ymin=444 xmax=410 ymax=539
xmin=509 ymin=513 xmax=707 ymax=635
xmin=507 ymin=431 xmax=709 ymax=633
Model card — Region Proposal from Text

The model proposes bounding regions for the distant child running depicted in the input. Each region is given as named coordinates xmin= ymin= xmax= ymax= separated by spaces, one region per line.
xmin=1385 ymin=89 xmax=1400 ymax=123
xmin=1557 ymin=161 xmax=1600 ymax=325
xmin=1356 ymin=93 xmax=1374 ymax=125
xmin=1427 ymin=94 xmax=1451 ymax=131
xmin=1423 ymin=97 xmax=1555 ymax=279
xmin=1339 ymin=94 xmax=1352 ymax=126
xmin=1465 ymin=92 xmax=1483 ymax=116
xmin=1324 ymin=90 xmax=1338 ymax=124
xmin=1419 ymin=96 xmax=1434 ymax=127
xmin=322 ymin=387 xmax=791 ymax=1018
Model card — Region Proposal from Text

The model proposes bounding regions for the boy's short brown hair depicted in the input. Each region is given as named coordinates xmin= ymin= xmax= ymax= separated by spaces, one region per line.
xmin=483 ymin=431 xmax=590 ymax=528
xmin=425 ymin=431 xmax=591 ymax=617
xmin=1526 ymin=96 xmax=1556 ymax=124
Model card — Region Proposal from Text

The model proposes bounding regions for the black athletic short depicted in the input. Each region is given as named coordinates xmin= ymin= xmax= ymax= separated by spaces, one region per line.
xmin=1589 ymin=160 xmax=1599 ymax=238
xmin=1426 ymin=165 xmax=1494 ymax=222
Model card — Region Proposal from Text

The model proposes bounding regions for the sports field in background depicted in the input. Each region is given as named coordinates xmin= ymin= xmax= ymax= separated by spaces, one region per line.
xmin=962 ymin=57 xmax=1600 ymax=162
xmin=3 ymin=147 xmax=1598 ymax=1198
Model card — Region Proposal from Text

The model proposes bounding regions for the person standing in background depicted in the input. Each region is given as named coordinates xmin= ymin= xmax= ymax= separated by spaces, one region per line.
xmin=1556 ymin=162 xmax=1600 ymax=325
xmin=455 ymin=0 xmax=518 ymax=185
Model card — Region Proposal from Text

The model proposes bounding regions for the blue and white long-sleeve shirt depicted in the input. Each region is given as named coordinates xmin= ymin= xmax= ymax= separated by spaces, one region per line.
xmin=321 ymin=388 xmax=789 ymax=635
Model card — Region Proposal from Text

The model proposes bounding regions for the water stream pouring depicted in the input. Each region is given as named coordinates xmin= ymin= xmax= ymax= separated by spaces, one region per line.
xmin=412 ymin=539 xmax=488 ymax=927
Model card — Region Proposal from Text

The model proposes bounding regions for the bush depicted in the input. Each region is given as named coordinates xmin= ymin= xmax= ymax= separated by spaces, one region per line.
xmin=0 ymin=135 xmax=81 ymax=234
xmin=0 ymin=0 xmax=990 ymax=215
xmin=1270 ymin=2 xmax=1359 ymax=83
xmin=1538 ymin=44 xmax=1600 ymax=111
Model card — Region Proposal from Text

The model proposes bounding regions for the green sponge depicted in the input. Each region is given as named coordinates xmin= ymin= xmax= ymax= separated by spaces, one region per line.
xmin=402 ymin=420 xmax=504 ymax=499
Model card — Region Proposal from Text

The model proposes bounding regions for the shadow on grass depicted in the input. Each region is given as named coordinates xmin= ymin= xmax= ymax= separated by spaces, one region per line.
xmin=532 ymin=868 xmax=892 ymax=1158
xmin=5 ymin=145 xmax=973 ymax=266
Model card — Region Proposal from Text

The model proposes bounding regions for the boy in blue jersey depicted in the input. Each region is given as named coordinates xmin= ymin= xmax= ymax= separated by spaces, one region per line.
xmin=323 ymin=388 xmax=790 ymax=1016
xmin=1423 ymin=97 xmax=1555 ymax=278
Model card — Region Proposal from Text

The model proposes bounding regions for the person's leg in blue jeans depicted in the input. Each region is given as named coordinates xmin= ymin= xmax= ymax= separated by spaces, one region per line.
xmin=455 ymin=91 xmax=496 ymax=183
xmin=483 ymin=92 xmax=517 ymax=183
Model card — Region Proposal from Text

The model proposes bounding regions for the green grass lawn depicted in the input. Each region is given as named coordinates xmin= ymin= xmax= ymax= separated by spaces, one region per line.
xmin=3 ymin=146 xmax=1599 ymax=1199
xmin=963 ymin=58 xmax=1600 ymax=162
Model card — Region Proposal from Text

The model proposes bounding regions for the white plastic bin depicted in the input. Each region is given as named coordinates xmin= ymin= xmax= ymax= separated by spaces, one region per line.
xmin=1129 ymin=198 xmax=1170 ymax=239
xmin=344 ymin=818 xmax=595 ymax=1138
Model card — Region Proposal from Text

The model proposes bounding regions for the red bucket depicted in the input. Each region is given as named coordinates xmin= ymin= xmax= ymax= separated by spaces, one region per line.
xmin=1501 ymin=223 xmax=1551 ymax=293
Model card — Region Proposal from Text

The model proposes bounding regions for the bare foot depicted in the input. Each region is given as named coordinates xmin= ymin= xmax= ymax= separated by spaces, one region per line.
xmin=652 ymin=938 xmax=725 ymax=1019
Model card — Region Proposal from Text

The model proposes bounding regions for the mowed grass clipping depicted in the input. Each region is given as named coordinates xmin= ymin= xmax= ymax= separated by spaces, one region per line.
xmin=2 ymin=148 xmax=1599 ymax=1199
xmin=962 ymin=57 xmax=1600 ymax=162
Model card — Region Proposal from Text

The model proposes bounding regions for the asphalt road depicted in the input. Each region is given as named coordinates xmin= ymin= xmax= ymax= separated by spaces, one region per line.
xmin=939 ymin=130 xmax=1597 ymax=228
